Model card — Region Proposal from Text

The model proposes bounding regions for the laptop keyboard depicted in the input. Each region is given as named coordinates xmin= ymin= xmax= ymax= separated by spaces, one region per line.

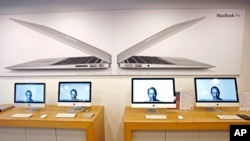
xmin=53 ymin=56 xmax=102 ymax=65
xmin=125 ymin=56 xmax=172 ymax=64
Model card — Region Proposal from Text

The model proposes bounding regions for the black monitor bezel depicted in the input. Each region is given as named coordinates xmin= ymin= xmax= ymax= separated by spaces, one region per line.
xmin=131 ymin=77 xmax=176 ymax=104
xmin=14 ymin=82 xmax=46 ymax=104
xmin=194 ymin=77 xmax=239 ymax=104
xmin=58 ymin=81 xmax=92 ymax=103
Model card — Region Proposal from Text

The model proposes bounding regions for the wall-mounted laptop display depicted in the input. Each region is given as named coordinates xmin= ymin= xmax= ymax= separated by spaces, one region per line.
xmin=194 ymin=77 xmax=239 ymax=111
xmin=58 ymin=81 xmax=91 ymax=113
xmin=131 ymin=78 xmax=176 ymax=114
xmin=14 ymin=83 xmax=46 ymax=112
xmin=117 ymin=17 xmax=214 ymax=69
xmin=5 ymin=18 xmax=111 ymax=70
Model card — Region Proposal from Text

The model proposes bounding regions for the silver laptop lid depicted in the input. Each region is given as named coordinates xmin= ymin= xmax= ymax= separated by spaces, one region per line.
xmin=117 ymin=17 xmax=205 ymax=63
xmin=10 ymin=18 xmax=112 ymax=63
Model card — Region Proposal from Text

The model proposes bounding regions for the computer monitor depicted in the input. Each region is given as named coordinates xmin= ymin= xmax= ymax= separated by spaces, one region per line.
xmin=131 ymin=78 xmax=176 ymax=113
xmin=194 ymin=77 xmax=239 ymax=109
xmin=14 ymin=83 xmax=46 ymax=112
xmin=58 ymin=81 xmax=91 ymax=113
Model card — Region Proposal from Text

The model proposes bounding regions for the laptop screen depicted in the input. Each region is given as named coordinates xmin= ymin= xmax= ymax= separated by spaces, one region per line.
xmin=14 ymin=83 xmax=45 ymax=103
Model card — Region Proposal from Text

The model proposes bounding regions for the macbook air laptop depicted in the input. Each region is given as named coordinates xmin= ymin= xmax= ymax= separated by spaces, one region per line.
xmin=5 ymin=18 xmax=111 ymax=70
xmin=117 ymin=17 xmax=214 ymax=69
xmin=0 ymin=104 xmax=14 ymax=112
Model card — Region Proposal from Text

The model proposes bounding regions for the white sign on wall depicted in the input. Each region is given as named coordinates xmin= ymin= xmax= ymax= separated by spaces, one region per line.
xmin=0 ymin=9 xmax=245 ymax=76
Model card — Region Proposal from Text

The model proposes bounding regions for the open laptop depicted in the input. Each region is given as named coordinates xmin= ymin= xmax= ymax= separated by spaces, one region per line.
xmin=117 ymin=17 xmax=214 ymax=69
xmin=5 ymin=18 xmax=111 ymax=70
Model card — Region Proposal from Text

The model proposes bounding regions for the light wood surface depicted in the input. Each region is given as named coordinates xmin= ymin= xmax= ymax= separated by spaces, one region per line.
xmin=124 ymin=106 xmax=250 ymax=141
xmin=0 ymin=105 xmax=104 ymax=141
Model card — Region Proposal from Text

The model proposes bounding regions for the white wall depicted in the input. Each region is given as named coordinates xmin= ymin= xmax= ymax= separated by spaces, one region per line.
xmin=1 ymin=1 xmax=250 ymax=141
xmin=239 ymin=3 xmax=250 ymax=91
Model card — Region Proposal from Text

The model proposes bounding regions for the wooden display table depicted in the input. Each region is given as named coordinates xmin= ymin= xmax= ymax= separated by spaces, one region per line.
xmin=123 ymin=106 xmax=250 ymax=141
xmin=0 ymin=105 xmax=104 ymax=141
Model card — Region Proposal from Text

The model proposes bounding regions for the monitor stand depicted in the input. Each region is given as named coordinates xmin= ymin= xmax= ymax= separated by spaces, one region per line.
xmin=25 ymin=107 xmax=41 ymax=113
xmin=205 ymin=107 xmax=222 ymax=112
xmin=66 ymin=106 xmax=85 ymax=113
xmin=146 ymin=108 xmax=159 ymax=114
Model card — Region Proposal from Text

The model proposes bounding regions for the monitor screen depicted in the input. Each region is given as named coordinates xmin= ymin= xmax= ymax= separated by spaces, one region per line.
xmin=58 ymin=81 xmax=91 ymax=107
xmin=194 ymin=77 xmax=239 ymax=107
xmin=14 ymin=83 xmax=46 ymax=108
xmin=131 ymin=78 xmax=176 ymax=108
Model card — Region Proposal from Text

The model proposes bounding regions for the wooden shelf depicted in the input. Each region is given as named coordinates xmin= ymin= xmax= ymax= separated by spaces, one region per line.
xmin=0 ymin=105 xmax=104 ymax=141
xmin=124 ymin=106 xmax=250 ymax=141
